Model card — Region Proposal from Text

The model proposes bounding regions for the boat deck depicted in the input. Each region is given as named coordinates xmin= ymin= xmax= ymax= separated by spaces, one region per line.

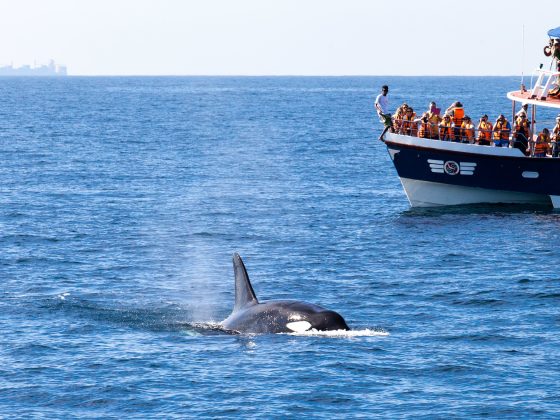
xmin=508 ymin=90 xmax=560 ymax=109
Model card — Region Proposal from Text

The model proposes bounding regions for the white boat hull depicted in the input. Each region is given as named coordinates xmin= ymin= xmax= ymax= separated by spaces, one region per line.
xmin=400 ymin=177 xmax=551 ymax=207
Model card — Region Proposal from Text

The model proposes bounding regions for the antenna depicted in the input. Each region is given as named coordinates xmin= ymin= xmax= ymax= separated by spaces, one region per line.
xmin=521 ymin=24 xmax=525 ymax=90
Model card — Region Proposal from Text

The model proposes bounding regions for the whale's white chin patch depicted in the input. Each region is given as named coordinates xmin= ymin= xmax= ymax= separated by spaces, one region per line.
xmin=286 ymin=321 xmax=312 ymax=333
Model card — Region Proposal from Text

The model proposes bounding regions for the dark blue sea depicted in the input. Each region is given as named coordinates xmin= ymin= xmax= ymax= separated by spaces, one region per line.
xmin=1 ymin=76 xmax=560 ymax=418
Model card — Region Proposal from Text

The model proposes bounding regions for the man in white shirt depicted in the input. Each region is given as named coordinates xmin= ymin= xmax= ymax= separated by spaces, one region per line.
xmin=375 ymin=85 xmax=392 ymax=139
xmin=515 ymin=103 xmax=529 ymax=119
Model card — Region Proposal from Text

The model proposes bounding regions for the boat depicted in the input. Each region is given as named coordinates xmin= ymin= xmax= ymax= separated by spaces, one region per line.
xmin=379 ymin=26 xmax=560 ymax=208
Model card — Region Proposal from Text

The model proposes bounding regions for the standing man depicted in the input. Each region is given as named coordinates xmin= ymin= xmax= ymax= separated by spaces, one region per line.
xmin=375 ymin=85 xmax=392 ymax=140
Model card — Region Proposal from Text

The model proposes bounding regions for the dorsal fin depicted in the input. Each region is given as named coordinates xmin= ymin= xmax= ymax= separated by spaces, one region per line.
xmin=232 ymin=253 xmax=258 ymax=312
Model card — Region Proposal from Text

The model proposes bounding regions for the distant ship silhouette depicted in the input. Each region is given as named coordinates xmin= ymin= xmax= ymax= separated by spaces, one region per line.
xmin=0 ymin=60 xmax=67 ymax=76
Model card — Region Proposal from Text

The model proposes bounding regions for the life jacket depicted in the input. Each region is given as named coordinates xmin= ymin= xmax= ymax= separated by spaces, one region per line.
xmin=439 ymin=120 xmax=454 ymax=140
xmin=461 ymin=122 xmax=475 ymax=141
xmin=402 ymin=112 xmax=417 ymax=136
xmin=452 ymin=107 xmax=464 ymax=126
xmin=514 ymin=117 xmax=530 ymax=138
xmin=393 ymin=111 xmax=404 ymax=132
xmin=427 ymin=113 xmax=440 ymax=138
xmin=477 ymin=121 xmax=493 ymax=141
xmin=493 ymin=121 xmax=510 ymax=140
xmin=418 ymin=121 xmax=431 ymax=138
xmin=535 ymin=133 xmax=549 ymax=155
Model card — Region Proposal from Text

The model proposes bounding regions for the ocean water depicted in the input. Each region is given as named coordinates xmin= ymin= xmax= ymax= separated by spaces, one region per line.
xmin=1 ymin=76 xmax=560 ymax=418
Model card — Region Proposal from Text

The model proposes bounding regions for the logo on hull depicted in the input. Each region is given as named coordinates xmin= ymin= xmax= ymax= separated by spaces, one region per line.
xmin=428 ymin=159 xmax=476 ymax=176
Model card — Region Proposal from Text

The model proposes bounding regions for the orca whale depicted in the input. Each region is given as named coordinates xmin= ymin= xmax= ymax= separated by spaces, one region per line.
xmin=221 ymin=253 xmax=350 ymax=334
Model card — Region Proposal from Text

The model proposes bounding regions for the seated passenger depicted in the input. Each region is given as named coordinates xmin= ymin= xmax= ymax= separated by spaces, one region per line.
xmin=439 ymin=114 xmax=455 ymax=141
xmin=493 ymin=115 xmax=511 ymax=147
xmin=534 ymin=128 xmax=551 ymax=157
xmin=417 ymin=113 xmax=431 ymax=138
xmin=551 ymin=114 xmax=560 ymax=157
xmin=402 ymin=107 xmax=417 ymax=136
xmin=460 ymin=116 xmax=475 ymax=143
xmin=476 ymin=114 xmax=493 ymax=146
xmin=392 ymin=103 xmax=408 ymax=134
xmin=512 ymin=114 xmax=531 ymax=155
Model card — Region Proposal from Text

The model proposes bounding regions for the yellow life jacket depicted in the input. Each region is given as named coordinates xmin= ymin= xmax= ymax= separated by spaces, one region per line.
xmin=477 ymin=121 xmax=493 ymax=140
xmin=514 ymin=119 xmax=530 ymax=138
xmin=493 ymin=121 xmax=510 ymax=140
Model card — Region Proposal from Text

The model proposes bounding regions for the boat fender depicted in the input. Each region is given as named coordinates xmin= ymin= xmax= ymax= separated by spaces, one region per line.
xmin=544 ymin=45 xmax=552 ymax=57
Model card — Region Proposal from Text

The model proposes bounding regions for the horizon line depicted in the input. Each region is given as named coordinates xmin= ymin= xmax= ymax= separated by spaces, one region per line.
xmin=11 ymin=73 xmax=524 ymax=78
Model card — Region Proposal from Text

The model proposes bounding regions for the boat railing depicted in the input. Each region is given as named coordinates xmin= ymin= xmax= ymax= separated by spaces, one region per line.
xmin=390 ymin=118 xmax=560 ymax=157
xmin=530 ymin=68 xmax=560 ymax=100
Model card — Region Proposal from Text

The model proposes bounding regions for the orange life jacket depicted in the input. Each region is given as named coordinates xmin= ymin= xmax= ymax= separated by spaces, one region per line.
xmin=477 ymin=121 xmax=493 ymax=141
xmin=392 ymin=111 xmax=404 ymax=132
xmin=418 ymin=121 xmax=432 ymax=138
xmin=535 ymin=134 xmax=549 ymax=155
xmin=493 ymin=121 xmax=510 ymax=140
xmin=439 ymin=120 xmax=454 ymax=140
xmin=452 ymin=107 xmax=464 ymax=126
xmin=402 ymin=113 xmax=417 ymax=136
xmin=461 ymin=122 xmax=475 ymax=141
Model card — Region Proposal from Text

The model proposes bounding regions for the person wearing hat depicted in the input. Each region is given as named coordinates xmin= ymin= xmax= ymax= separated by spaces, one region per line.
xmin=515 ymin=103 xmax=529 ymax=120
xmin=460 ymin=116 xmax=475 ymax=143
xmin=493 ymin=115 xmax=511 ymax=147
xmin=375 ymin=85 xmax=393 ymax=139
xmin=551 ymin=114 xmax=560 ymax=157
xmin=476 ymin=114 xmax=493 ymax=146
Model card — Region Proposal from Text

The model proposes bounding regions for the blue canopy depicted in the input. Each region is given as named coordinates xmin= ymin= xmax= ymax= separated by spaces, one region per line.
xmin=548 ymin=26 xmax=560 ymax=38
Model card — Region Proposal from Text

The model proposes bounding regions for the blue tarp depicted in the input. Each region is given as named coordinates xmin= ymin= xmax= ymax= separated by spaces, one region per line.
xmin=548 ymin=26 xmax=560 ymax=38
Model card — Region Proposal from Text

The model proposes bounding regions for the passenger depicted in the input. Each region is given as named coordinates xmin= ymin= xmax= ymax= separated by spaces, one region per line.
xmin=476 ymin=114 xmax=493 ymax=146
xmin=374 ymin=85 xmax=393 ymax=139
xmin=460 ymin=116 xmax=475 ymax=143
xmin=551 ymin=114 xmax=560 ymax=157
xmin=515 ymin=103 xmax=529 ymax=119
xmin=392 ymin=103 xmax=408 ymax=134
xmin=445 ymin=101 xmax=465 ymax=138
xmin=533 ymin=128 xmax=551 ymax=157
xmin=439 ymin=114 xmax=455 ymax=141
xmin=549 ymin=40 xmax=560 ymax=97
xmin=429 ymin=101 xmax=441 ymax=116
xmin=402 ymin=107 xmax=418 ymax=136
xmin=427 ymin=103 xmax=441 ymax=139
xmin=418 ymin=113 xmax=431 ymax=138
xmin=512 ymin=114 xmax=531 ymax=155
xmin=493 ymin=115 xmax=511 ymax=147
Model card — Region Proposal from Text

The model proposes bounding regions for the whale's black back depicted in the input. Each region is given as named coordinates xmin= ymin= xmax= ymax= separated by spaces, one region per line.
xmin=221 ymin=253 xmax=349 ymax=334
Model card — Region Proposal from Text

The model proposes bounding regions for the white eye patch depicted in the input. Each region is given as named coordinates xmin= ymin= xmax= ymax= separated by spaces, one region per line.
xmin=286 ymin=321 xmax=312 ymax=332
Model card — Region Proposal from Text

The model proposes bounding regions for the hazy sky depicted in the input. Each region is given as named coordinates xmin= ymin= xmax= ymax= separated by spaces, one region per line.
xmin=0 ymin=0 xmax=558 ymax=75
